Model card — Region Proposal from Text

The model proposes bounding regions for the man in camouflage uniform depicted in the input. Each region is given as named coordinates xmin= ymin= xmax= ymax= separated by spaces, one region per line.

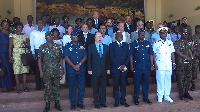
xmin=175 ymin=29 xmax=194 ymax=100
xmin=38 ymin=31 xmax=63 ymax=112
xmin=190 ymin=25 xmax=200 ymax=91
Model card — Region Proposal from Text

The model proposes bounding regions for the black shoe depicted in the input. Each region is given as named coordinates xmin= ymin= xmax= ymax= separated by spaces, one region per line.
xmin=134 ymin=99 xmax=139 ymax=105
xmin=179 ymin=90 xmax=185 ymax=100
xmin=190 ymin=84 xmax=195 ymax=91
xmin=114 ymin=103 xmax=119 ymax=107
xmin=143 ymin=99 xmax=152 ymax=105
xmin=100 ymin=104 xmax=107 ymax=108
xmin=185 ymin=92 xmax=193 ymax=100
xmin=35 ymin=87 xmax=41 ymax=91
xmin=24 ymin=87 xmax=29 ymax=92
xmin=43 ymin=102 xmax=50 ymax=112
xmin=77 ymin=104 xmax=85 ymax=109
xmin=95 ymin=104 xmax=100 ymax=109
xmin=120 ymin=102 xmax=130 ymax=107
xmin=54 ymin=100 xmax=63 ymax=111
xmin=71 ymin=105 xmax=76 ymax=110
xmin=126 ymin=81 xmax=130 ymax=85
xmin=106 ymin=83 xmax=111 ymax=86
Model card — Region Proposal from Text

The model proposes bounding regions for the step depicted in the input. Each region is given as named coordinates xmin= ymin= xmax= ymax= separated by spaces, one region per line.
xmin=1 ymin=91 xmax=200 ymax=112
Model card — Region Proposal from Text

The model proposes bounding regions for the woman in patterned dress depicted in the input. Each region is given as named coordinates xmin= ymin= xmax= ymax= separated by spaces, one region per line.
xmin=9 ymin=22 xmax=30 ymax=93
xmin=0 ymin=20 xmax=15 ymax=92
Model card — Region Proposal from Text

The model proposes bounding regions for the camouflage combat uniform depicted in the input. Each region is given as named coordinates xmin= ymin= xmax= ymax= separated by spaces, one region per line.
xmin=175 ymin=38 xmax=193 ymax=92
xmin=38 ymin=43 xmax=62 ymax=102
xmin=191 ymin=34 xmax=200 ymax=88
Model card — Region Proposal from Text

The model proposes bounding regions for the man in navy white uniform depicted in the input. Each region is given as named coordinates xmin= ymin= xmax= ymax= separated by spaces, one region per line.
xmin=153 ymin=27 xmax=176 ymax=103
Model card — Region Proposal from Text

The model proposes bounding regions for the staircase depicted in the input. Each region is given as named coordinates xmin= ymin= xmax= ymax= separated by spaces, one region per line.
xmin=1 ymin=75 xmax=200 ymax=112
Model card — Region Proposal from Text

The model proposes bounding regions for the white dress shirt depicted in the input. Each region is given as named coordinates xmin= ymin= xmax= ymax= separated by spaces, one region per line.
xmin=30 ymin=30 xmax=46 ymax=54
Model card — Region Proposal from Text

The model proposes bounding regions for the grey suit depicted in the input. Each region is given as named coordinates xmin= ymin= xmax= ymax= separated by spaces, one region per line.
xmin=112 ymin=31 xmax=131 ymax=44
xmin=131 ymin=31 xmax=150 ymax=43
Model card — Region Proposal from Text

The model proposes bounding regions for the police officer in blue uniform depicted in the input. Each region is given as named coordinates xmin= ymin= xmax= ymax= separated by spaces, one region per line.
xmin=63 ymin=31 xmax=87 ymax=110
xmin=130 ymin=28 xmax=154 ymax=105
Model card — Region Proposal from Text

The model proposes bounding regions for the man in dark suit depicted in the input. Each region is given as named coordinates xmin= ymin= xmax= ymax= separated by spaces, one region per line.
xmin=87 ymin=32 xmax=110 ymax=109
xmin=78 ymin=24 xmax=95 ymax=49
xmin=78 ymin=24 xmax=95 ymax=87
xmin=105 ymin=18 xmax=117 ymax=38
xmin=92 ymin=11 xmax=103 ymax=29
xmin=124 ymin=15 xmax=134 ymax=34
xmin=110 ymin=32 xmax=130 ymax=107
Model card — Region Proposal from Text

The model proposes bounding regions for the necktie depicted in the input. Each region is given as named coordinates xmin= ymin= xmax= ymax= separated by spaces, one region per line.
xmin=99 ymin=44 xmax=102 ymax=58
xmin=119 ymin=43 xmax=122 ymax=54
xmin=84 ymin=34 xmax=87 ymax=42
xmin=95 ymin=19 xmax=98 ymax=28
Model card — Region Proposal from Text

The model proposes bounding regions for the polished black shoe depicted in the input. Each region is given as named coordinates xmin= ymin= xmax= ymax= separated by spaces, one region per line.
xmin=179 ymin=94 xmax=185 ymax=100
xmin=185 ymin=92 xmax=193 ymax=100
xmin=100 ymin=104 xmax=107 ymax=108
xmin=77 ymin=104 xmax=85 ymax=109
xmin=143 ymin=99 xmax=152 ymax=105
xmin=54 ymin=100 xmax=63 ymax=111
xmin=190 ymin=84 xmax=195 ymax=91
xmin=71 ymin=105 xmax=76 ymax=110
xmin=43 ymin=102 xmax=50 ymax=112
xmin=114 ymin=103 xmax=119 ymax=107
xmin=134 ymin=99 xmax=139 ymax=105
xmin=120 ymin=102 xmax=130 ymax=107
xmin=95 ymin=104 xmax=100 ymax=109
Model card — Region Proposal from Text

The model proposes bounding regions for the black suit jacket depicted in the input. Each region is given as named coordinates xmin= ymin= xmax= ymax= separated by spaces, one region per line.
xmin=124 ymin=23 xmax=134 ymax=34
xmin=78 ymin=32 xmax=95 ymax=49
xmin=87 ymin=43 xmax=110 ymax=76
xmin=92 ymin=18 xmax=103 ymax=29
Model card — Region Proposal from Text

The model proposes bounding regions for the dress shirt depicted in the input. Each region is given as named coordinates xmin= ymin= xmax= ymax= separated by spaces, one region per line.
xmin=95 ymin=42 xmax=103 ymax=55
xmin=170 ymin=33 xmax=181 ymax=44
xmin=30 ymin=30 xmax=46 ymax=54
xmin=107 ymin=27 xmax=114 ymax=38
xmin=83 ymin=32 xmax=88 ymax=42
xmin=126 ymin=23 xmax=131 ymax=30
xmin=88 ymin=27 xmax=98 ymax=34
xmin=22 ymin=23 xmax=35 ymax=38
xmin=49 ymin=25 xmax=65 ymax=37
xmin=62 ymin=34 xmax=72 ymax=46
xmin=102 ymin=35 xmax=112 ymax=46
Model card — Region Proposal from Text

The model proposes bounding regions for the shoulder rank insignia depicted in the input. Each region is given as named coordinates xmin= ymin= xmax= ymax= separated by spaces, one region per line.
xmin=79 ymin=46 xmax=85 ymax=49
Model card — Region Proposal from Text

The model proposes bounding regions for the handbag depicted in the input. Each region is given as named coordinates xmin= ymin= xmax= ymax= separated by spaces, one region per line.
xmin=21 ymin=48 xmax=34 ymax=66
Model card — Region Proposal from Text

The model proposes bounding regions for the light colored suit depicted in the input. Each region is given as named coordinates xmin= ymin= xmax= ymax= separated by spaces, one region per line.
xmin=112 ymin=31 xmax=131 ymax=44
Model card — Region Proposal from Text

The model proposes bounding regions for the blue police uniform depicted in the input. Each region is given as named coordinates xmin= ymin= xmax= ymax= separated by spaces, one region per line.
xmin=130 ymin=39 xmax=153 ymax=100
xmin=63 ymin=42 xmax=87 ymax=105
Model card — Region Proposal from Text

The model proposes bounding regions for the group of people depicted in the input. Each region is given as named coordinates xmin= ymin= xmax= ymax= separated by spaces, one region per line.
xmin=0 ymin=10 xmax=199 ymax=112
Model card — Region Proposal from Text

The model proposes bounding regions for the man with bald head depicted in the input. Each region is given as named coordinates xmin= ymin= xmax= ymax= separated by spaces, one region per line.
xmin=87 ymin=32 xmax=110 ymax=109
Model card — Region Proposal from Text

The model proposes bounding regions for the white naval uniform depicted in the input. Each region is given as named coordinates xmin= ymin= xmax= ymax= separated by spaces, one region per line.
xmin=153 ymin=39 xmax=175 ymax=99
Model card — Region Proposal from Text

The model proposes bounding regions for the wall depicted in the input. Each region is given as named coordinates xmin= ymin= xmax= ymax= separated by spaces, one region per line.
xmin=145 ymin=0 xmax=162 ymax=29
xmin=161 ymin=0 xmax=200 ymax=34
xmin=0 ymin=0 xmax=14 ymax=22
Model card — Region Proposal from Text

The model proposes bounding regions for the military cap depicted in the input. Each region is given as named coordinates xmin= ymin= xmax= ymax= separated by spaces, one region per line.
xmin=158 ymin=27 xmax=168 ymax=33
xmin=45 ymin=31 xmax=52 ymax=37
